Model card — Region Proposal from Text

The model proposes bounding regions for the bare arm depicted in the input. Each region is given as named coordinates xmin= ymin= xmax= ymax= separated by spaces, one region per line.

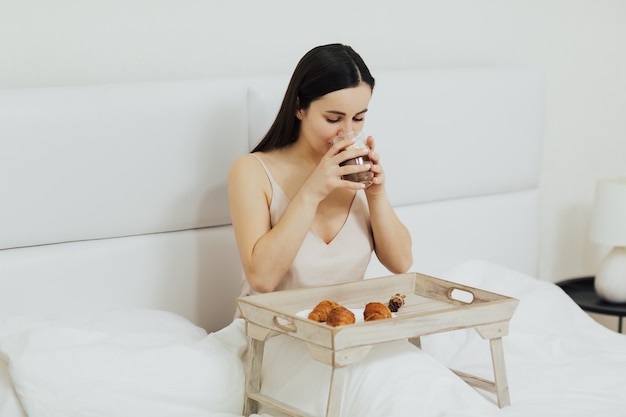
xmin=228 ymin=155 xmax=316 ymax=293
xmin=364 ymin=137 xmax=413 ymax=273
xmin=366 ymin=188 xmax=413 ymax=273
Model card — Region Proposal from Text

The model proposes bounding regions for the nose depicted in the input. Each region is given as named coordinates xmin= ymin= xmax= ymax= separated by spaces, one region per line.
xmin=338 ymin=120 xmax=355 ymax=135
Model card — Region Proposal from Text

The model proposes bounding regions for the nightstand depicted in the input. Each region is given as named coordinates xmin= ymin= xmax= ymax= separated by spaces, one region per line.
xmin=557 ymin=276 xmax=626 ymax=333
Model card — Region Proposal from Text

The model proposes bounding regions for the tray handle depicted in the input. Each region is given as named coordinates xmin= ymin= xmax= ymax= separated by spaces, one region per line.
xmin=447 ymin=287 xmax=475 ymax=304
xmin=272 ymin=315 xmax=298 ymax=333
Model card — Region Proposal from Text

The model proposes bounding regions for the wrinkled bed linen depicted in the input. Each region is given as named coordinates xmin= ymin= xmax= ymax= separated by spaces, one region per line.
xmin=1 ymin=260 xmax=625 ymax=417
xmin=0 ymin=310 xmax=246 ymax=417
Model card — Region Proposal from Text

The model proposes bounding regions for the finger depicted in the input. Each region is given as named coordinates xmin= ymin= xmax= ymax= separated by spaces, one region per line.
xmin=340 ymin=179 xmax=369 ymax=190
xmin=369 ymin=164 xmax=384 ymax=185
xmin=367 ymin=150 xmax=380 ymax=164
xmin=340 ymin=162 xmax=372 ymax=177
xmin=334 ymin=147 xmax=370 ymax=166
xmin=369 ymin=163 xmax=382 ymax=175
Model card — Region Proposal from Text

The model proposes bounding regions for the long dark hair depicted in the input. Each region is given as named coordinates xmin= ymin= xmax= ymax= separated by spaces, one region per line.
xmin=251 ymin=44 xmax=375 ymax=153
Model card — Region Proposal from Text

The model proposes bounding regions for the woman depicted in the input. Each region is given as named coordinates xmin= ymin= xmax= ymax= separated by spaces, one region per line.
xmin=228 ymin=43 xmax=412 ymax=296
xmin=226 ymin=45 xmax=496 ymax=417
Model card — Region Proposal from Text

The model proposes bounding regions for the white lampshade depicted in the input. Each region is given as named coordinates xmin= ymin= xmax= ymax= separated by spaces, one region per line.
xmin=589 ymin=178 xmax=626 ymax=303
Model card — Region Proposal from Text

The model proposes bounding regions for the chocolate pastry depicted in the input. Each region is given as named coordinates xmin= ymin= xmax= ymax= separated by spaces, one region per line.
xmin=388 ymin=293 xmax=406 ymax=312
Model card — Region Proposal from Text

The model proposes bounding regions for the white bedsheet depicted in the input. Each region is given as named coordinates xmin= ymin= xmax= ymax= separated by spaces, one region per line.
xmin=1 ymin=261 xmax=625 ymax=417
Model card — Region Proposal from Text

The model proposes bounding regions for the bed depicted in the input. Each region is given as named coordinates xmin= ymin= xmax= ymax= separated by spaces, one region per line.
xmin=1 ymin=68 xmax=625 ymax=417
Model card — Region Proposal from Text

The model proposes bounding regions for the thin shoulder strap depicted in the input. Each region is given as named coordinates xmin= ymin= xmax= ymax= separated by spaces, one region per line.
xmin=249 ymin=153 xmax=277 ymax=184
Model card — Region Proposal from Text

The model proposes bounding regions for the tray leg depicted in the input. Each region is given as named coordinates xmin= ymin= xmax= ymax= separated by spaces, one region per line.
xmin=489 ymin=337 xmax=511 ymax=408
xmin=243 ymin=336 xmax=266 ymax=416
xmin=326 ymin=365 xmax=348 ymax=417
xmin=472 ymin=322 xmax=512 ymax=407
xmin=242 ymin=323 xmax=273 ymax=416
xmin=409 ymin=336 xmax=421 ymax=349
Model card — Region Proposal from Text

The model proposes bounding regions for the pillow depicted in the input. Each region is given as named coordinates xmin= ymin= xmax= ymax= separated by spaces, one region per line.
xmin=246 ymin=76 xmax=289 ymax=150
xmin=0 ymin=310 xmax=246 ymax=417
xmin=0 ymin=309 xmax=207 ymax=341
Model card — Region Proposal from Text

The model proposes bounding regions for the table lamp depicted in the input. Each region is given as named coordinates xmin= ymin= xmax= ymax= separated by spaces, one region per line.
xmin=589 ymin=178 xmax=626 ymax=303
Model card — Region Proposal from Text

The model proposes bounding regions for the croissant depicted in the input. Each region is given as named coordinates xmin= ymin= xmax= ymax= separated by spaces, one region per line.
xmin=363 ymin=302 xmax=392 ymax=322
xmin=326 ymin=306 xmax=356 ymax=327
xmin=308 ymin=300 xmax=340 ymax=322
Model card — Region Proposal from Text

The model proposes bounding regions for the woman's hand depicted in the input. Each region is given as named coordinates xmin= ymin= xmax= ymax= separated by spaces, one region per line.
xmin=363 ymin=135 xmax=386 ymax=195
xmin=301 ymin=136 xmax=373 ymax=202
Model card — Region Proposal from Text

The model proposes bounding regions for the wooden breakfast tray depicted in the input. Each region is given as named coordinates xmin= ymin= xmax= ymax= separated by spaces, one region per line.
xmin=237 ymin=272 xmax=519 ymax=417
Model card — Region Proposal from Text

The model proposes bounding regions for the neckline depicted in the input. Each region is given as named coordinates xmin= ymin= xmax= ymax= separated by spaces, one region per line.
xmin=310 ymin=192 xmax=357 ymax=246
xmin=252 ymin=154 xmax=358 ymax=246
xmin=273 ymin=180 xmax=357 ymax=246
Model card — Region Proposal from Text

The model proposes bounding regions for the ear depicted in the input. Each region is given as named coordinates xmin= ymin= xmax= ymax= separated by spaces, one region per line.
xmin=295 ymin=98 xmax=302 ymax=119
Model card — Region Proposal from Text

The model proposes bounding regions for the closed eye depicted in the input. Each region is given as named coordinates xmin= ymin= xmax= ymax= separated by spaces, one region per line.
xmin=325 ymin=109 xmax=368 ymax=124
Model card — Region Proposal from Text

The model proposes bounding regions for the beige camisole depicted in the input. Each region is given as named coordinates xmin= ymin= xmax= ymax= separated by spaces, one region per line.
xmin=239 ymin=154 xmax=374 ymax=297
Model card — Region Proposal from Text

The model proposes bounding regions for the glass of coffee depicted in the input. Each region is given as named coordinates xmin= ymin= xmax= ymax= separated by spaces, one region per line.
xmin=333 ymin=131 xmax=374 ymax=188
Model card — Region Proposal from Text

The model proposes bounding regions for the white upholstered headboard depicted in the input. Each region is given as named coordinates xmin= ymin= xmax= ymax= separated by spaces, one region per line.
xmin=0 ymin=69 xmax=544 ymax=332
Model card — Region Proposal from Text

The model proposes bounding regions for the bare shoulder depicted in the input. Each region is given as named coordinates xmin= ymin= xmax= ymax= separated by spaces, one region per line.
xmin=228 ymin=153 xmax=271 ymax=198
xmin=229 ymin=153 xmax=264 ymax=181
xmin=230 ymin=152 xmax=259 ymax=172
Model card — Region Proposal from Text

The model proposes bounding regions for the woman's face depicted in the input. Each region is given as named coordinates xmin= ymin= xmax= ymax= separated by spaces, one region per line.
xmin=298 ymin=82 xmax=372 ymax=153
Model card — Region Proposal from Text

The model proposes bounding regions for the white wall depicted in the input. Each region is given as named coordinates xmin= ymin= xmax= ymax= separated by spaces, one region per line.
xmin=2 ymin=0 xmax=625 ymax=282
